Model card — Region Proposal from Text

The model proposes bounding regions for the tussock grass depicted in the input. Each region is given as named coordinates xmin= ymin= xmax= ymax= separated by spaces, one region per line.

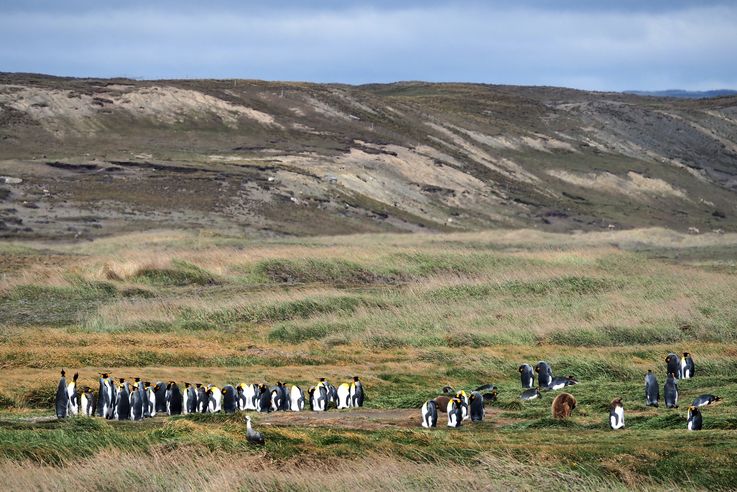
xmin=3 ymin=228 xmax=737 ymax=488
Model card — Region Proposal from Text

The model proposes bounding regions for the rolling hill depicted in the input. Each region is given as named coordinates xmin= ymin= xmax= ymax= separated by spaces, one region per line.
xmin=1 ymin=73 xmax=737 ymax=240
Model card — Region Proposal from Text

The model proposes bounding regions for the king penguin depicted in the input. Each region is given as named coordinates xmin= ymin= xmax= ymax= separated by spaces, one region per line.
xmin=421 ymin=399 xmax=438 ymax=428
xmin=168 ymin=382 xmax=183 ymax=415
xmin=645 ymin=370 xmax=659 ymax=407
xmin=130 ymin=382 xmax=143 ymax=421
xmin=692 ymin=394 xmax=720 ymax=407
xmin=519 ymin=364 xmax=535 ymax=389
xmin=66 ymin=372 xmax=79 ymax=416
xmin=257 ymin=384 xmax=271 ymax=412
xmin=350 ymin=376 xmax=364 ymax=407
xmin=196 ymin=383 xmax=208 ymax=413
xmin=456 ymin=390 xmax=470 ymax=420
xmin=311 ymin=382 xmax=328 ymax=411
xmin=664 ymin=373 xmax=679 ymax=408
xmin=687 ymin=406 xmax=703 ymax=431
xmin=447 ymin=398 xmax=463 ymax=428
xmin=609 ymin=397 xmax=624 ymax=430
xmin=153 ymin=381 xmax=168 ymax=414
xmin=183 ymin=383 xmax=198 ymax=414
xmin=80 ymin=387 xmax=96 ymax=417
xmin=144 ymin=382 xmax=156 ymax=418
xmin=535 ymin=361 xmax=553 ymax=388
xmin=96 ymin=373 xmax=112 ymax=419
xmin=222 ymin=385 xmax=237 ymax=413
xmin=115 ymin=382 xmax=131 ymax=420
xmin=55 ymin=369 xmax=69 ymax=419
xmin=521 ymin=387 xmax=541 ymax=401
xmin=681 ymin=352 xmax=695 ymax=379
xmin=665 ymin=353 xmax=681 ymax=379
xmin=336 ymin=383 xmax=351 ymax=409
xmin=469 ymin=391 xmax=485 ymax=422
xmin=290 ymin=384 xmax=305 ymax=412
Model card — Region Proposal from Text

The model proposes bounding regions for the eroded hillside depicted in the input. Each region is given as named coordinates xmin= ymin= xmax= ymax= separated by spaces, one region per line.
xmin=1 ymin=74 xmax=736 ymax=239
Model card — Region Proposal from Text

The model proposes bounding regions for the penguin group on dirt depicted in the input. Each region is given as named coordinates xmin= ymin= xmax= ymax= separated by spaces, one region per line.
xmin=55 ymin=372 xmax=365 ymax=421
xmin=418 ymin=350 xmax=721 ymax=431
xmin=420 ymin=384 xmax=497 ymax=428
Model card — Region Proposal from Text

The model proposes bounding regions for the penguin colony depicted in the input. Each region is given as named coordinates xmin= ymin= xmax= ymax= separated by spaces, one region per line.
xmin=420 ymin=351 xmax=720 ymax=431
xmin=53 ymin=350 xmax=718 ymax=432
xmin=54 ymin=373 xmax=364 ymax=420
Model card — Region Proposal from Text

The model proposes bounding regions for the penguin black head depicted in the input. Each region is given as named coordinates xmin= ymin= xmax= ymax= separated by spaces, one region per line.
xmin=119 ymin=377 xmax=126 ymax=383
xmin=134 ymin=377 xmax=140 ymax=382
xmin=222 ymin=388 xmax=227 ymax=394
xmin=195 ymin=383 xmax=202 ymax=388
xmin=683 ymin=352 xmax=690 ymax=357
xmin=518 ymin=365 xmax=525 ymax=373
xmin=184 ymin=382 xmax=190 ymax=388
xmin=166 ymin=382 xmax=172 ymax=390
xmin=72 ymin=372 xmax=78 ymax=382
xmin=320 ymin=378 xmax=326 ymax=382
xmin=353 ymin=376 xmax=360 ymax=382
xmin=534 ymin=364 xmax=540 ymax=373
xmin=144 ymin=382 xmax=151 ymax=388
xmin=102 ymin=373 xmax=109 ymax=379
xmin=665 ymin=355 xmax=671 ymax=363
xmin=60 ymin=369 xmax=66 ymax=377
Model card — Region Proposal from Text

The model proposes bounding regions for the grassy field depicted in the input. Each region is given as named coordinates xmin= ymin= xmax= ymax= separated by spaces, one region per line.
xmin=1 ymin=227 xmax=737 ymax=490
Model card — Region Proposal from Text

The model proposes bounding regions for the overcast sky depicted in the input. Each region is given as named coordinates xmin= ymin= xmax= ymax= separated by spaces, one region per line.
xmin=2 ymin=0 xmax=736 ymax=91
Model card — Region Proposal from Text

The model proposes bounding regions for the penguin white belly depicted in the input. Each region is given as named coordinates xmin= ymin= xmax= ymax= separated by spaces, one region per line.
xmin=337 ymin=384 xmax=351 ymax=409
xmin=148 ymin=391 xmax=157 ymax=417
xmin=244 ymin=385 xmax=256 ymax=410
xmin=421 ymin=402 xmax=431 ymax=428
xmin=290 ymin=386 xmax=303 ymax=411
xmin=66 ymin=384 xmax=78 ymax=415
xmin=447 ymin=410 xmax=457 ymax=427
xmin=611 ymin=407 xmax=624 ymax=429
xmin=182 ymin=391 xmax=189 ymax=415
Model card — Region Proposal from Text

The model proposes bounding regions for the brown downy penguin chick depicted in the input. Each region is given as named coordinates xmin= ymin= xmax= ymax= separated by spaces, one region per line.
xmin=551 ymin=392 xmax=577 ymax=419
xmin=434 ymin=395 xmax=451 ymax=413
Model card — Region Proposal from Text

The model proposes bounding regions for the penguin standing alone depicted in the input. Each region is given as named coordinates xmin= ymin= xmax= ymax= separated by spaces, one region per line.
xmin=421 ymin=400 xmax=438 ymax=428
xmin=519 ymin=364 xmax=535 ymax=389
xmin=687 ymin=406 xmax=702 ymax=431
xmin=664 ymin=373 xmax=679 ymax=408
xmin=681 ymin=352 xmax=695 ymax=379
xmin=535 ymin=361 xmax=553 ymax=388
xmin=609 ymin=397 xmax=624 ymax=430
xmin=645 ymin=370 xmax=659 ymax=407
xmin=55 ymin=369 xmax=69 ymax=419
xmin=469 ymin=391 xmax=485 ymax=422
xmin=350 ymin=376 xmax=364 ymax=407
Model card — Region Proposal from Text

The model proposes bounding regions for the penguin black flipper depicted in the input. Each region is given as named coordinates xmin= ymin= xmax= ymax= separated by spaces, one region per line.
xmin=55 ymin=369 xmax=68 ymax=419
